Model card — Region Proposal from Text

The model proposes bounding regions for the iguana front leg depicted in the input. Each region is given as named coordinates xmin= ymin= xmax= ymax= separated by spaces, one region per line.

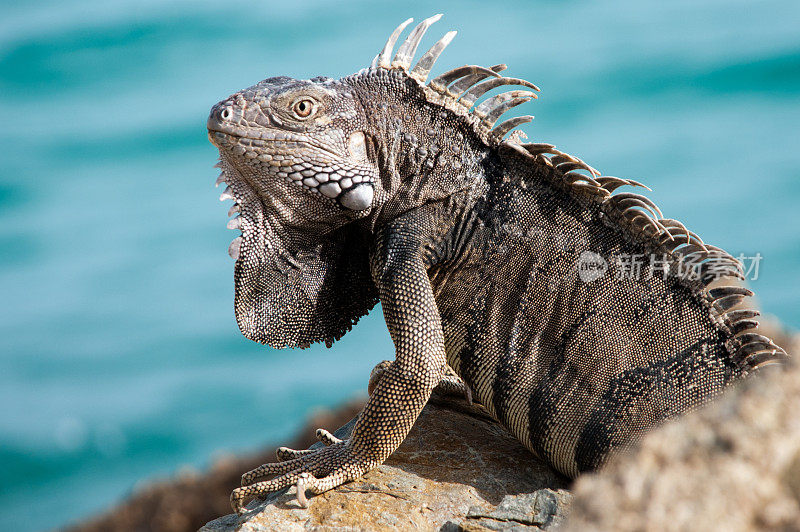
xmin=231 ymin=235 xmax=446 ymax=512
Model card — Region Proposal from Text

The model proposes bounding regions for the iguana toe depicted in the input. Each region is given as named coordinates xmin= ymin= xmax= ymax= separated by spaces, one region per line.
xmin=275 ymin=446 xmax=314 ymax=461
xmin=241 ymin=455 xmax=307 ymax=486
xmin=315 ymin=428 xmax=343 ymax=446
xmin=435 ymin=372 xmax=473 ymax=405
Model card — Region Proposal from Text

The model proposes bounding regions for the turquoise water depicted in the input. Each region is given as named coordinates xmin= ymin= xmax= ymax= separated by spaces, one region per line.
xmin=0 ymin=1 xmax=798 ymax=529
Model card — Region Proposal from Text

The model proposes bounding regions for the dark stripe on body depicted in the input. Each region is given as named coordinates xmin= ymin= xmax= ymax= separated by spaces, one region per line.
xmin=526 ymin=305 xmax=599 ymax=473
xmin=573 ymin=336 xmax=738 ymax=472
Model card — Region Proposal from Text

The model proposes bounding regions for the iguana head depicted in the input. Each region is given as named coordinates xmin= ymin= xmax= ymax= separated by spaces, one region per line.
xmin=207 ymin=14 xmax=540 ymax=349
xmin=208 ymin=75 xmax=383 ymax=348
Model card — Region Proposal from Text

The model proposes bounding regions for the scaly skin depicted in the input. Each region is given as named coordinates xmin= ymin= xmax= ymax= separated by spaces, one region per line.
xmin=207 ymin=15 xmax=787 ymax=513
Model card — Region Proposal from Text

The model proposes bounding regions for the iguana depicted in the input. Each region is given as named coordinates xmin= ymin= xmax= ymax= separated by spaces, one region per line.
xmin=206 ymin=15 xmax=788 ymax=513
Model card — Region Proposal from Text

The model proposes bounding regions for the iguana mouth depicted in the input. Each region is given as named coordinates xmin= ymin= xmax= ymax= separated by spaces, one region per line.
xmin=208 ymin=129 xmax=342 ymax=164
xmin=208 ymin=127 xmax=308 ymax=146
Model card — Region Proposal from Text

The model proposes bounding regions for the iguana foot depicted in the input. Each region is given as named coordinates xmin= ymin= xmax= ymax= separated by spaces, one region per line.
xmin=369 ymin=360 xmax=472 ymax=404
xmin=232 ymin=429 xmax=366 ymax=513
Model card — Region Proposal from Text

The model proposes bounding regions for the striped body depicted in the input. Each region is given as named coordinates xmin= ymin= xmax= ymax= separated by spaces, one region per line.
xmin=408 ymin=147 xmax=739 ymax=477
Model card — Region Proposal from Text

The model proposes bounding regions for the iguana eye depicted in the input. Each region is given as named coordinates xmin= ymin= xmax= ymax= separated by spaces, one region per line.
xmin=292 ymin=99 xmax=315 ymax=118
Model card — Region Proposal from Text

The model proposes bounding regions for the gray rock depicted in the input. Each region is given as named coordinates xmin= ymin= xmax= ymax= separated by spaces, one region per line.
xmin=465 ymin=489 xmax=572 ymax=530
xmin=565 ymin=361 xmax=800 ymax=531
xmin=201 ymin=396 xmax=569 ymax=531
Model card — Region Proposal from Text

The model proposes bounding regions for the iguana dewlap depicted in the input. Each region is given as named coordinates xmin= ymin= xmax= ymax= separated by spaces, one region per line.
xmin=206 ymin=15 xmax=788 ymax=513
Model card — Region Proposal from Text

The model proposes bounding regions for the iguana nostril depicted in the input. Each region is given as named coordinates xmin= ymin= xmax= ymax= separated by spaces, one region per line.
xmin=220 ymin=107 xmax=233 ymax=120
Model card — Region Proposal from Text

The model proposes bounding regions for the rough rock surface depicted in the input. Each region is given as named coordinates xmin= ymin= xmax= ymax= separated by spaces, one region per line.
xmin=565 ymin=359 xmax=800 ymax=532
xmin=201 ymin=396 xmax=570 ymax=531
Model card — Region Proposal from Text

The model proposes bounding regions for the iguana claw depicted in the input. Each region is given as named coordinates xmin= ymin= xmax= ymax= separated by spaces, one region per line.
xmin=295 ymin=472 xmax=312 ymax=508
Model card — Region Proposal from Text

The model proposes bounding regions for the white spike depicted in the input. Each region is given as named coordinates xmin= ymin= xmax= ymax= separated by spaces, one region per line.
xmin=483 ymin=95 xmax=535 ymax=126
xmin=473 ymin=90 xmax=537 ymax=119
xmin=376 ymin=18 xmax=413 ymax=69
xmin=219 ymin=186 xmax=234 ymax=202
xmin=215 ymin=173 xmax=226 ymax=187
xmin=492 ymin=115 xmax=534 ymax=140
xmin=449 ymin=64 xmax=507 ymax=96
xmin=227 ymin=216 xmax=241 ymax=230
xmin=411 ymin=30 xmax=457 ymax=82
xmin=429 ymin=65 xmax=501 ymax=92
xmin=460 ymin=77 xmax=540 ymax=108
xmin=228 ymin=236 xmax=242 ymax=260
xmin=392 ymin=14 xmax=442 ymax=70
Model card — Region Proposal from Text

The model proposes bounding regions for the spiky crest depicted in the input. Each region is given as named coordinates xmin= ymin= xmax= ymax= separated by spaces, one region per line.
xmin=366 ymin=15 xmax=788 ymax=371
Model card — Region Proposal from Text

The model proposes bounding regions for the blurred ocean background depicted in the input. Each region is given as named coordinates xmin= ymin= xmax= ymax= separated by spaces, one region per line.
xmin=0 ymin=0 xmax=798 ymax=529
